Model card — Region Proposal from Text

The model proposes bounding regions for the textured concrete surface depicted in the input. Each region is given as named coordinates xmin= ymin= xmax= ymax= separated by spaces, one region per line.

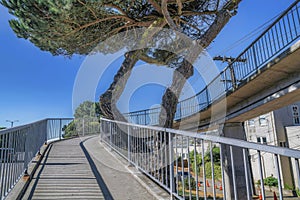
xmin=21 ymin=136 xmax=168 ymax=200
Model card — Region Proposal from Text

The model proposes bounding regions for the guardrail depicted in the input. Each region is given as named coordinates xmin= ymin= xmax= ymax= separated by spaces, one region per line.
xmin=0 ymin=118 xmax=73 ymax=200
xmin=100 ymin=117 xmax=300 ymax=200
xmin=124 ymin=1 xmax=300 ymax=125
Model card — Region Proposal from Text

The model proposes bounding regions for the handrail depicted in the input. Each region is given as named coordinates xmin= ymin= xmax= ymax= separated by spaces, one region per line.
xmin=124 ymin=1 xmax=300 ymax=125
xmin=0 ymin=118 xmax=73 ymax=199
xmin=100 ymin=117 xmax=300 ymax=199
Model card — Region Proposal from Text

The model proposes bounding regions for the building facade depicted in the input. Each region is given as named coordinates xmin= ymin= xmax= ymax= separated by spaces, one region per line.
xmin=245 ymin=102 xmax=300 ymax=189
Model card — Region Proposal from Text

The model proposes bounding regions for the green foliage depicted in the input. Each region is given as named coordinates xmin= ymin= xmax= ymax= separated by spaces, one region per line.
xmin=296 ymin=188 xmax=300 ymax=197
xmin=74 ymin=101 xmax=101 ymax=119
xmin=189 ymin=150 xmax=202 ymax=174
xmin=184 ymin=177 xmax=196 ymax=190
xmin=188 ymin=146 xmax=221 ymax=181
xmin=264 ymin=176 xmax=278 ymax=187
xmin=1 ymin=0 xmax=235 ymax=57
xmin=204 ymin=145 xmax=220 ymax=163
xmin=0 ymin=127 xmax=6 ymax=130
xmin=256 ymin=176 xmax=278 ymax=187
xmin=284 ymin=183 xmax=294 ymax=190
xmin=62 ymin=101 xmax=101 ymax=138
xmin=62 ymin=121 xmax=77 ymax=138
xmin=205 ymin=162 xmax=222 ymax=180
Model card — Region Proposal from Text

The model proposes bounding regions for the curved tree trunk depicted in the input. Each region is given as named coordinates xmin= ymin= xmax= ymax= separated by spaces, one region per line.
xmin=99 ymin=50 xmax=140 ymax=121
xmin=99 ymin=18 xmax=167 ymax=121
xmin=159 ymin=60 xmax=194 ymax=127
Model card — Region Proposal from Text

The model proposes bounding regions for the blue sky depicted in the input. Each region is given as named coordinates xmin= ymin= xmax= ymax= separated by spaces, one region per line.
xmin=0 ymin=0 xmax=295 ymax=127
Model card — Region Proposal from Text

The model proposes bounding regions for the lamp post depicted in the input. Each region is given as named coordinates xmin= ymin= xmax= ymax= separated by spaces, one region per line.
xmin=6 ymin=120 xmax=19 ymax=128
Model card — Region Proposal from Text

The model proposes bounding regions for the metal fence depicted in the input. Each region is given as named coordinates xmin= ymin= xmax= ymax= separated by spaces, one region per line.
xmin=124 ymin=1 xmax=300 ymax=125
xmin=100 ymin=117 xmax=300 ymax=200
xmin=0 ymin=118 xmax=73 ymax=200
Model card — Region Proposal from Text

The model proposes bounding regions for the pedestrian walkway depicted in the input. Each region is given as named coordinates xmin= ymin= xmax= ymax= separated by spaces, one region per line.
xmin=21 ymin=136 xmax=162 ymax=200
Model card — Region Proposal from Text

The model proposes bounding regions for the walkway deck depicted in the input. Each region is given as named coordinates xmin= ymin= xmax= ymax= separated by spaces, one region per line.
xmin=21 ymin=136 xmax=161 ymax=200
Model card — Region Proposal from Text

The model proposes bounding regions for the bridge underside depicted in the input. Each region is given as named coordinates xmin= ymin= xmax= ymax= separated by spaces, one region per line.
xmin=175 ymin=40 xmax=300 ymax=131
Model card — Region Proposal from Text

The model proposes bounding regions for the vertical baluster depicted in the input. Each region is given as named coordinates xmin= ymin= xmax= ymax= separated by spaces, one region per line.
xmin=274 ymin=154 xmax=283 ymax=200
xmin=175 ymin=136 xmax=179 ymax=195
xmin=169 ymin=132 xmax=175 ymax=197
xmin=220 ymin=144 xmax=226 ymax=200
xmin=243 ymin=148 xmax=251 ymax=200
xmin=187 ymin=137 xmax=191 ymax=200
xmin=164 ymin=130 xmax=168 ymax=187
xmin=181 ymin=135 xmax=185 ymax=198
xmin=210 ymin=142 xmax=216 ymax=200
xmin=202 ymin=140 xmax=207 ymax=200
xmin=0 ymin=134 xmax=5 ymax=199
xmin=230 ymin=146 xmax=238 ymax=200
xmin=257 ymin=150 xmax=265 ymax=200
xmin=194 ymin=138 xmax=199 ymax=200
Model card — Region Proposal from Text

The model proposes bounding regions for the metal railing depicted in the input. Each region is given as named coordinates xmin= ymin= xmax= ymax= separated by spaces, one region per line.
xmin=100 ymin=117 xmax=300 ymax=200
xmin=0 ymin=118 xmax=73 ymax=200
xmin=124 ymin=1 xmax=300 ymax=125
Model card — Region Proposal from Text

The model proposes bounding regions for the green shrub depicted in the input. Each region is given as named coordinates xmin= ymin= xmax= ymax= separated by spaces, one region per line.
xmin=296 ymin=188 xmax=300 ymax=197
xmin=256 ymin=176 xmax=278 ymax=187
xmin=205 ymin=162 xmax=222 ymax=180
xmin=264 ymin=176 xmax=278 ymax=187
xmin=184 ymin=177 xmax=196 ymax=190
xmin=284 ymin=183 xmax=293 ymax=190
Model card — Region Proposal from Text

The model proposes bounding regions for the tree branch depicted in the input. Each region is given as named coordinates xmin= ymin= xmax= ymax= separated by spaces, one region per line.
xmin=181 ymin=10 xmax=218 ymax=16
xmin=65 ymin=15 xmax=134 ymax=37
xmin=161 ymin=0 xmax=179 ymax=31
xmin=148 ymin=0 xmax=163 ymax=15
xmin=176 ymin=0 xmax=183 ymax=15
xmin=104 ymin=3 xmax=128 ymax=16
xmin=198 ymin=0 xmax=241 ymax=48
xmin=77 ymin=0 xmax=98 ymax=19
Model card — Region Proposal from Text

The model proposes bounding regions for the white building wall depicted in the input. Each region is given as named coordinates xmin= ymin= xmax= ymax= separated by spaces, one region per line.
xmin=245 ymin=102 xmax=300 ymax=188
xmin=286 ymin=126 xmax=300 ymax=190
xmin=245 ymin=112 xmax=278 ymax=182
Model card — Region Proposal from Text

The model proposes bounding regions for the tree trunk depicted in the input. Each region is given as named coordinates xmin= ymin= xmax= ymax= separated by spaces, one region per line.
xmin=99 ymin=18 xmax=166 ymax=121
xmin=99 ymin=50 xmax=140 ymax=121
xmin=159 ymin=60 xmax=194 ymax=127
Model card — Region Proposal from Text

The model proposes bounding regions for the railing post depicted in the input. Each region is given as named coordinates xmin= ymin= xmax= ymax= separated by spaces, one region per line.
xmin=169 ymin=132 xmax=175 ymax=198
xmin=127 ymin=125 xmax=131 ymax=165
xmin=205 ymin=86 xmax=209 ymax=106
xmin=109 ymin=122 xmax=112 ymax=150
xmin=59 ymin=119 xmax=62 ymax=140
xmin=252 ymin=45 xmax=259 ymax=71
xmin=295 ymin=159 xmax=300 ymax=192
xmin=82 ymin=118 xmax=85 ymax=137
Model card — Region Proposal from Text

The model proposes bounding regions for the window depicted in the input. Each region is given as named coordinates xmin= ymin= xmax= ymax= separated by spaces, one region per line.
xmin=249 ymin=126 xmax=256 ymax=133
xmin=259 ymin=116 xmax=268 ymax=126
xmin=257 ymin=137 xmax=261 ymax=143
xmin=279 ymin=141 xmax=287 ymax=147
xmin=248 ymin=120 xmax=255 ymax=126
xmin=257 ymin=137 xmax=267 ymax=144
xmin=291 ymin=105 xmax=300 ymax=125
